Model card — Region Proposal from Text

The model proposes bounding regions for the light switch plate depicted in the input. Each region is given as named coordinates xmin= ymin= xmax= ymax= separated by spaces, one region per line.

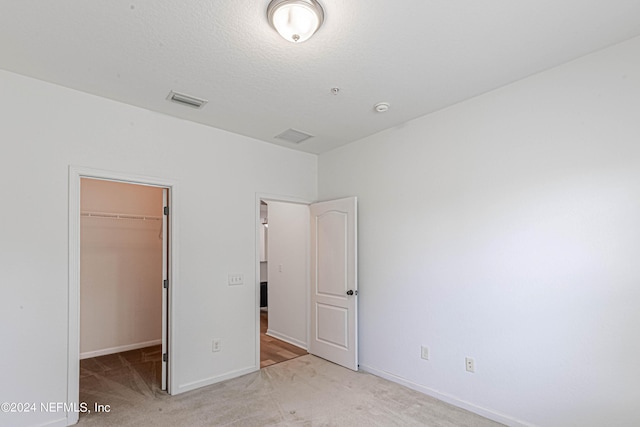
xmin=228 ymin=274 xmax=244 ymax=286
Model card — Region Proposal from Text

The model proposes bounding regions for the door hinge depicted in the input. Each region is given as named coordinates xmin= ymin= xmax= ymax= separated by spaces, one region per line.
xmin=163 ymin=279 xmax=168 ymax=289
xmin=163 ymin=353 xmax=168 ymax=363
xmin=164 ymin=206 xmax=169 ymax=215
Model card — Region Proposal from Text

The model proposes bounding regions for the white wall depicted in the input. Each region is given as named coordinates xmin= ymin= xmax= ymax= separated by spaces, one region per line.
xmin=318 ymin=36 xmax=640 ymax=427
xmin=260 ymin=260 xmax=268 ymax=283
xmin=80 ymin=178 xmax=163 ymax=357
xmin=265 ymin=201 xmax=309 ymax=348
xmin=259 ymin=204 xmax=268 ymax=282
xmin=0 ymin=70 xmax=316 ymax=427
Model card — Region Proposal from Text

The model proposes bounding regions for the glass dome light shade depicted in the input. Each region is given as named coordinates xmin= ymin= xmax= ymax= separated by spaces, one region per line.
xmin=267 ymin=0 xmax=324 ymax=43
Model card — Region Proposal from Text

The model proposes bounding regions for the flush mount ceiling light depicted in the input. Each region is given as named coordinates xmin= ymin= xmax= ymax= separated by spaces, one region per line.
xmin=267 ymin=0 xmax=324 ymax=43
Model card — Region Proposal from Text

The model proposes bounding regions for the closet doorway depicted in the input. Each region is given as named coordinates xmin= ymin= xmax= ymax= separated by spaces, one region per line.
xmin=80 ymin=178 xmax=167 ymax=392
xmin=79 ymin=178 xmax=168 ymax=396
xmin=67 ymin=167 xmax=176 ymax=425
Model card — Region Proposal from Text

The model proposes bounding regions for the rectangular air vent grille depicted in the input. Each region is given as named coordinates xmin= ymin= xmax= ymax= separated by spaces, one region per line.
xmin=274 ymin=128 xmax=314 ymax=144
xmin=166 ymin=90 xmax=208 ymax=109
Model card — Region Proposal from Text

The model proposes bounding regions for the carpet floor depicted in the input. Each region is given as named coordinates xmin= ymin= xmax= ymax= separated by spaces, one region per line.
xmin=77 ymin=349 xmax=503 ymax=426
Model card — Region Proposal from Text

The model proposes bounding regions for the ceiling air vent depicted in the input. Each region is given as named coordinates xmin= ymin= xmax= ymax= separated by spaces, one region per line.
xmin=166 ymin=90 xmax=208 ymax=109
xmin=274 ymin=128 xmax=314 ymax=144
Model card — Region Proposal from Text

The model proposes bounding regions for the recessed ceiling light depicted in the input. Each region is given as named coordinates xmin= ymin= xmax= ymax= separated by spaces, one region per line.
xmin=374 ymin=102 xmax=390 ymax=113
xmin=267 ymin=0 xmax=324 ymax=43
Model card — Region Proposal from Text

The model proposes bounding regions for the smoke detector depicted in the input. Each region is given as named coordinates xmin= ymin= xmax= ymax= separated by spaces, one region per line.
xmin=374 ymin=102 xmax=390 ymax=113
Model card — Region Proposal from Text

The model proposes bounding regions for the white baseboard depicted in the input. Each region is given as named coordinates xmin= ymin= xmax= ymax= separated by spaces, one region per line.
xmin=80 ymin=339 xmax=162 ymax=359
xmin=359 ymin=364 xmax=535 ymax=427
xmin=177 ymin=366 xmax=258 ymax=394
xmin=266 ymin=329 xmax=307 ymax=350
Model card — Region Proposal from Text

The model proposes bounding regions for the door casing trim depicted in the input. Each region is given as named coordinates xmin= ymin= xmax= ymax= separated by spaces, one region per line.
xmin=67 ymin=166 xmax=180 ymax=425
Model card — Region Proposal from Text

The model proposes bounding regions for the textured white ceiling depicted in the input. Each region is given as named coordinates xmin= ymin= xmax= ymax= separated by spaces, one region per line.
xmin=1 ymin=1 xmax=640 ymax=154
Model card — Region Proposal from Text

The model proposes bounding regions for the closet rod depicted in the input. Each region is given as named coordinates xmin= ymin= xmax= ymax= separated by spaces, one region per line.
xmin=80 ymin=211 xmax=162 ymax=221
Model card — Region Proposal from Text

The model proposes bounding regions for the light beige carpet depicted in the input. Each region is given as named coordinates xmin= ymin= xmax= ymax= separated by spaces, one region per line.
xmin=77 ymin=353 xmax=503 ymax=426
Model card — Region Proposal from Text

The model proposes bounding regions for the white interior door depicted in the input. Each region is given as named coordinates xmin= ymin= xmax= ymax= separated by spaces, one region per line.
xmin=309 ymin=197 xmax=358 ymax=371
xmin=161 ymin=189 xmax=168 ymax=391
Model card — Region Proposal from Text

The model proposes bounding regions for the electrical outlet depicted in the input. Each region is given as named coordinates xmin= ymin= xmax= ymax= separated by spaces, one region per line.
xmin=421 ymin=346 xmax=429 ymax=360
xmin=465 ymin=357 xmax=475 ymax=373
xmin=212 ymin=339 xmax=221 ymax=352
xmin=228 ymin=274 xmax=244 ymax=286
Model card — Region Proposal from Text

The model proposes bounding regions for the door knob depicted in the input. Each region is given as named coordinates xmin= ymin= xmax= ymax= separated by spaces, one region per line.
xmin=346 ymin=290 xmax=357 ymax=296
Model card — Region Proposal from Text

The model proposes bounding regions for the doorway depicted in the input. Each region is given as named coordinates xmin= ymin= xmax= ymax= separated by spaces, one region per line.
xmin=79 ymin=178 xmax=166 ymax=406
xmin=67 ymin=166 xmax=177 ymax=426
xmin=255 ymin=195 xmax=359 ymax=372
xmin=258 ymin=200 xmax=308 ymax=368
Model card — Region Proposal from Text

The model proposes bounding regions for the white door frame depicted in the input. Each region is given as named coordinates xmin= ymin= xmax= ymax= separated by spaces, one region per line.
xmin=67 ymin=166 xmax=180 ymax=425
xmin=254 ymin=193 xmax=312 ymax=369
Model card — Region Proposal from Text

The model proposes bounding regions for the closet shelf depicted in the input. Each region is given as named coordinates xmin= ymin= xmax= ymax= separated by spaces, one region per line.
xmin=81 ymin=211 xmax=162 ymax=221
